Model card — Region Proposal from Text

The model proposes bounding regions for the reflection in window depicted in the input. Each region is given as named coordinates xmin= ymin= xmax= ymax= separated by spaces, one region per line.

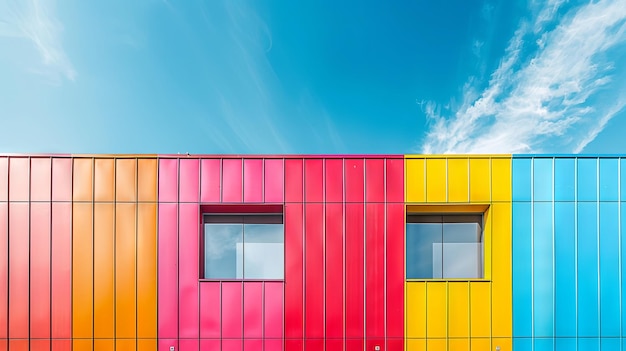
xmin=203 ymin=214 xmax=284 ymax=280
xmin=406 ymin=215 xmax=483 ymax=279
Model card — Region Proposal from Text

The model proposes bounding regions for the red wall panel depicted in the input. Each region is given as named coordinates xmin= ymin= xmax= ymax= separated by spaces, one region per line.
xmin=51 ymin=203 xmax=71 ymax=339
xmin=387 ymin=338 xmax=404 ymax=351
xmin=8 ymin=203 xmax=29 ymax=338
xmin=244 ymin=159 xmax=263 ymax=203
xmin=325 ymin=159 xmax=343 ymax=203
xmin=30 ymin=202 xmax=51 ymax=339
xmin=222 ymin=282 xmax=243 ymax=338
xmin=200 ymin=282 xmax=221 ymax=338
xmin=345 ymin=159 xmax=364 ymax=203
xmin=179 ymin=159 xmax=200 ymax=203
xmin=345 ymin=203 xmax=364 ymax=338
xmin=264 ymin=282 xmax=283 ymax=339
xmin=223 ymin=159 xmax=243 ymax=202
xmin=366 ymin=159 xmax=385 ymax=203
xmin=9 ymin=158 xmax=29 ymax=202
xmin=325 ymin=203 xmax=343 ymax=339
xmin=386 ymin=159 xmax=404 ymax=203
xmin=264 ymin=159 xmax=284 ymax=203
xmin=243 ymin=282 xmax=263 ymax=338
xmin=305 ymin=339 xmax=324 ymax=351
xmin=386 ymin=203 xmax=405 ymax=338
xmin=158 ymin=203 xmax=178 ymax=339
xmin=284 ymin=203 xmax=303 ymax=338
xmin=52 ymin=158 xmax=72 ymax=202
xmin=285 ymin=339 xmax=303 ymax=351
xmin=30 ymin=158 xmax=51 ymax=201
xmin=200 ymin=159 xmax=221 ymax=203
xmin=0 ymin=157 xmax=7 ymax=201
xmin=305 ymin=159 xmax=323 ymax=203
xmin=179 ymin=203 xmax=199 ymax=338
xmin=346 ymin=339 xmax=364 ymax=351
xmin=305 ymin=203 xmax=324 ymax=338
xmin=285 ymin=160 xmax=303 ymax=202
xmin=325 ymin=339 xmax=343 ymax=351
xmin=159 ymin=158 xmax=178 ymax=202
xmin=366 ymin=203 xmax=385 ymax=338
xmin=0 ymin=203 xmax=7 ymax=339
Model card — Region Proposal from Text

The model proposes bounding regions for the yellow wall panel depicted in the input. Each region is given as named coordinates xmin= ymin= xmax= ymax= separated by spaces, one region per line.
xmin=491 ymin=158 xmax=511 ymax=202
xmin=406 ymin=158 xmax=425 ymax=202
xmin=492 ymin=282 xmax=512 ymax=337
xmin=137 ymin=339 xmax=157 ymax=351
xmin=116 ymin=159 xmax=137 ymax=202
xmin=469 ymin=158 xmax=490 ymax=202
xmin=72 ymin=203 xmax=93 ymax=339
xmin=483 ymin=208 xmax=492 ymax=280
xmin=470 ymin=338 xmax=490 ymax=351
xmin=470 ymin=283 xmax=491 ymax=337
xmin=491 ymin=203 xmax=511 ymax=281
xmin=94 ymin=339 xmax=114 ymax=351
xmin=94 ymin=204 xmax=114 ymax=338
xmin=448 ymin=338 xmax=469 ymax=351
xmin=406 ymin=339 xmax=426 ymax=351
xmin=426 ymin=159 xmax=446 ymax=202
xmin=492 ymin=337 xmax=512 ymax=351
xmin=406 ymin=282 xmax=427 ymax=338
xmin=448 ymin=282 xmax=469 ymax=338
xmin=73 ymin=339 xmax=93 ymax=351
xmin=116 ymin=339 xmax=137 ymax=351
xmin=137 ymin=203 xmax=158 ymax=338
xmin=426 ymin=283 xmax=447 ymax=338
xmin=73 ymin=158 xmax=93 ymax=201
xmin=427 ymin=339 xmax=446 ymax=351
xmin=94 ymin=159 xmax=114 ymax=202
xmin=116 ymin=203 xmax=137 ymax=339
xmin=138 ymin=159 xmax=157 ymax=202
xmin=447 ymin=158 xmax=468 ymax=202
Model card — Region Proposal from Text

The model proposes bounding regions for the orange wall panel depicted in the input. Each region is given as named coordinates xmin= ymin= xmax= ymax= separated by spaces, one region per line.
xmin=72 ymin=203 xmax=94 ymax=338
xmin=94 ymin=203 xmax=115 ymax=338
xmin=138 ymin=159 xmax=157 ymax=202
xmin=73 ymin=158 xmax=93 ymax=201
xmin=116 ymin=159 xmax=137 ymax=202
xmin=116 ymin=203 xmax=137 ymax=339
xmin=137 ymin=203 xmax=157 ymax=338
xmin=94 ymin=159 xmax=114 ymax=202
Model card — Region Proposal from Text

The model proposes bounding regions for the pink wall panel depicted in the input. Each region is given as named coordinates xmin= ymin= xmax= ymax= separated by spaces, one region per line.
xmin=264 ymin=282 xmax=284 ymax=338
xmin=0 ymin=157 xmax=7 ymax=201
xmin=345 ymin=159 xmax=364 ymax=203
xmin=244 ymin=339 xmax=262 ymax=351
xmin=305 ymin=203 xmax=324 ymax=338
xmin=386 ymin=203 xmax=404 ymax=338
xmin=8 ymin=203 xmax=29 ymax=338
xmin=200 ymin=159 xmax=221 ymax=203
xmin=243 ymin=159 xmax=263 ymax=203
xmin=264 ymin=339 xmax=283 ymax=351
xmin=51 ymin=203 xmax=71 ymax=338
xmin=243 ymin=282 xmax=263 ymax=338
xmin=159 ymin=339 xmax=178 ymax=351
xmin=179 ymin=339 xmax=199 ymax=351
xmin=0 ymin=203 xmax=6 ymax=339
xmin=222 ymin=282 xmax=243 ymax=338
xmin=366 ymin=159 xmax=385 ymax=203
xmin=386 ymin=159 xmax=404 ymax=203
xmin=30 ymin=158 xmax=51 ymax=201
xmin=304 ymin=159 xmax=323 ymax=203
xmin=30 ymin=340 xmax=50 ymax=351
xmin=222 ymin=339 xmax=242 ymax=351
xmin=264 ymin=159 xmax=284 ymax=203
xmin=284 ymin=203 xmax=303 ymax=338
xmin=345 ymin=203 xmax=364 ymax=338
xmin=159 ymin=159 xmax=178 ymax=202
xmin=179 ymin=159 xmax=200 ymax=203
xmin=52 ymin=158 xmax=72 ymax=202
xmin=325 ymin=339 xmax=343 ymax=351
xmin=325 ymin=159 xmax=343 ymax=203
xmin=366 ymin=203 xmax=385 ymax=338
xmin=285 ymin=339 xmax=303 ymax=351
xmin=30 ymin=203 xmax=51 ymax=339
xmin=8 ymin=339 xmax=28 ymax=351
xmin=200 ymin=339 xmax=220 ymax=351
xmin=9 ymin=158 xmax=29 ymax=201
xmin=200 ymin=282 xmax=221 ymax=338
xmin=158 ymin=203 xmax=178 ymax=339
xmin=179 ymin=203 xmax=199 ymax=338
xmin=325 ymin=203 xmax=343 ymax=339
xmin=285 ymin=159 xmax=303 ymax=202
xmin=223 ymin=159 xmax=243 ymax=202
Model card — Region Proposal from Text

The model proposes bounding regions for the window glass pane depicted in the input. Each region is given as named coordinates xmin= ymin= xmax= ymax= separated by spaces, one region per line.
xmin=204 ymin=223 xmax=243 ymax=279
xmin=243 ymin=223 xmax=284 ymax=279
xmin=442 ymin=217 xmax=483 ymax=278
xmin=406 ymin=220 xmax=442 ymax=279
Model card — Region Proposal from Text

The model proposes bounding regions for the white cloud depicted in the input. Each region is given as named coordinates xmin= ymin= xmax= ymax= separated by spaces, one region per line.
xmin=0 ymin=0 xmax=76 ymax=82
xmin=421 ymin=0 xmax=626 ymax=154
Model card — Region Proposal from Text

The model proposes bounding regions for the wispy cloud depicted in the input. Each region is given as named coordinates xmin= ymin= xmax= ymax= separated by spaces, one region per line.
xmin=0 ymin=0 xmax=75 ymax=82
xmin=421 ymin=0 xmax=626 ymax=154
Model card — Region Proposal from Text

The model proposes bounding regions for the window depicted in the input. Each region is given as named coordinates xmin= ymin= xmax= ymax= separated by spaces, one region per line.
xmin=406 ymin=214 xmax=483 ymax=279
xmin=203 ymin=214 xmax=284 ymax=280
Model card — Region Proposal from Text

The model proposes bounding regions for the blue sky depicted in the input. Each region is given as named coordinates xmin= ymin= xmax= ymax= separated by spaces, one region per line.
xmin=1 ymin=0 xmax=625 ymax=154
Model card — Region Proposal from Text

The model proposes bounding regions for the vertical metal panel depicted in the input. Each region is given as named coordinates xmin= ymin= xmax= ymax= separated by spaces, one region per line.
xmin=325 ymin=159 xmax=343 ymax=203
xmin=599 ymin=158 xmax=619 ymax=201
xmin=405 ymin=158 xmax=425 ymax=203
xmin=534 ymin=338 xmax=554 ymax=351
xmin=8 ymin=339 xmax=29 ymax=351
xmin=365 ymin=159 xmax=384 ymax=202
xmin=159 ymin=158 xmax=178 ymax=203
xmin=426 ymin=339 xmax=445 ymax=350
xmin=448 ymin=282 xmax=469 ymax=338
xmin=52 ymin=339 xmax=71 ymax=351
xmin=29 ymin=202 xmax=50 ymax=338
xmin=577 ymin=158 xmax=598 ymax=201
xmin=325 ymin=203 xmax=343 ymax=338
xmin=244 ymin=339 xmax=262 ymax=351
xmin=345 ymin=203 xmax=364 ymax=338
xmin=221 ymin=282 xmax=243 ymax=338
xmin=0 ymin=157 xmax=7 ymax=201
xmin=469 ymin=282 xmax=491 ymax=337
xmin=93 ymin=203 xmax=115 ymax=338
xmin=386 ymin=203 xmax=404 ymax=338
xmin=405 ymin=339 xmax=425 ymax=351
xmin=386 ymin=338 xmax=404 ymax=351
xmin=138 ymin=340 xmax=157 ymax=351
xmin=305 ymin=159 xmax=323 ymax=203
xmin=512 ymin=158 xmax=531 ymax=201
xmin=555 ymin=202 xmax=576 ymax=337
xmin=73 ymin=339 xmax=93 ymax=351
xmin=325 ymin=339 xmax=342 ymax=351
xmin=346 ymin=338 xmax=364 ymax=351
xmin=116 ymin=158 xmax=137 ymax=202
xmin=512 ymin=202 xmax=532 ymax=337
xmin=51 ymin=203 xmax=71 ymax=338
xmin=533 ymin=202 xmax=553 ymax=337
xmin=264 ymin=339 xmax=283 ymax=351
xmin=285 ymin=339 xmax=303 ymax=351
xmin=386 ymin=158 xmax=404 ymax=203
xmin=622 ymin=203 xmax=626 ymax=336
xmin=137 ymin=203 xmax=157 ymax=338
xmin=304 ymin=203 xmax=324 ymax=338
xmin=366 ymin=203 xmax=384 ymax=338
xmin=366 ymin=339 xmax=384 ymax=351
xmin=554 ymin=338 xmax=575 ymax=351
xmin=179 ymin=158 xmax=199 ymax=203
xmin=533 ymin=158 xmax=553 ymax=201
xmin=94 ymin=158 xmax=115 ymax=202
xmin=264 ymin=282 xmax=283 ymax=338
xmin=405 ymin=282 xmax=426 ymax=338
xmin=115 ymin=203 xmax=137 ymax=339
xmin=285 ymin=159 xmax=303 ymax=203
xmin=94 ymin=339 xmax=114 ymax=351
xmin=179 ymin=203 xmax=199 ymax=338
xmin=577 ymin=202 xmax=599 ymax=337
xmin=223 ymin=159 xmax=243 ymax=203
xmin=577 ymin=337 xmax=599 ymax=351
xmin=447 ymin=338 xmax=469 ymax=351
xmin=200 ymin=159 xmax=221 ymax=203
xmin=157 ymin=203 xmax=178 ymax=338
xmin=0 ymin=203 xmax=6 ymax=339
xmin=199 ymin=282 xmax=221 ymax=338
xmin=305 ymin=340 xmax=323 ymax=351
xmin=426 ymin=159 xmax=446 ymax=202
xmin=243 ymin=159 xmax=263 ymax=203
xmin=243 ymin=282 xmax=263 ymax=338
xmin=513 ymin=338 xmax=531 ymax=351
xmin=491 ymin=202 xmax=512 ymax=337
xmin=138 ymin=159 xmax=158 ymax=202
xmin=622 ymin=158 xmax=626 ymax=202
xmin=264 ymin=158 xmax=284 ymax=203
xmin=199 ymin=339 xmax=220 ymax=351
xmin=426 ymin=283 xmax=446 ymax=338
xmin=52 ymin=158 xmax=72 ymax=202
xmin=447 ymin=158 xmax=468 ymax=202
xmin=599 ymin=202 xmax=619 ymax=336
xmin=284 ymin=203 xmax=303 ymax=338
xmin=178 ymin=339 xmax=198 ymax=351
xmin=492 ymin=158 xmax=511 ymax=202
xmin=222 ymin=339 xmax=242 ymax=351
xmin=9 ymin=157 xmax=29 ymax=201
xmin=555 ymin=158 xmax=575 ymax=202
xmin=469 ymin=158 xmax=490 ymax=202
xmin=601 ymin=338 xmax=620 ymax=351
xmin=158 ymin=339 xmax=178 ymax=351
xmin=345 ymin=159 xmax=364 ymax=203
xmin=30 ymin=158 xmax=51 ymax=201
xmin=72 ymin=202 xmax=93 ymax=339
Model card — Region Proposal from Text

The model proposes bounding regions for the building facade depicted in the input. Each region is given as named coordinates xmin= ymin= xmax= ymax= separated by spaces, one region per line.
xmin=0 ymin=154 xmax=624 ymax=351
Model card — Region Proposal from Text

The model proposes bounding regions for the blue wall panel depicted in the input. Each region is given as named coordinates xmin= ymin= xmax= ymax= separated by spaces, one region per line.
xmin=513 ymin=158 xmax=532 ymax=201
xmin=513 ymin=202 xmax=533 ymax=337
xmin=534 ymin=338 xmax=554 ymax=351
xmin=622 ymin=202 xmax=626 ymax=336
xmin=578 ymin=337 xmax=599 ymax=351
xmin=555 ymin=158 xmax=575 ymax=201
xmin=601 ymin=338 xmax=620 ymax=351
xmin=621 ymin=158 xmax=626 ymax=201
xmin=555 ymin=338 xmax=576 ymax=351
xmin=534 ymin=202 xmax=554 ymax=337
xmin=578 ymin=158 xmax=598 ymax=202
xmin=599 ymin=202 xmax=620 ymax=337
xmin=577 ymin=202 xmax=599 ymax=337
xmin=534 ymin=158 xmax=553 ymax=201
xmin=555 ymin=202 xmax=576 ymax=337
xmin=600 ymin=158 xmax=619 ymax=201
xmin=513 ymin=338 xmax=532 ymax=351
